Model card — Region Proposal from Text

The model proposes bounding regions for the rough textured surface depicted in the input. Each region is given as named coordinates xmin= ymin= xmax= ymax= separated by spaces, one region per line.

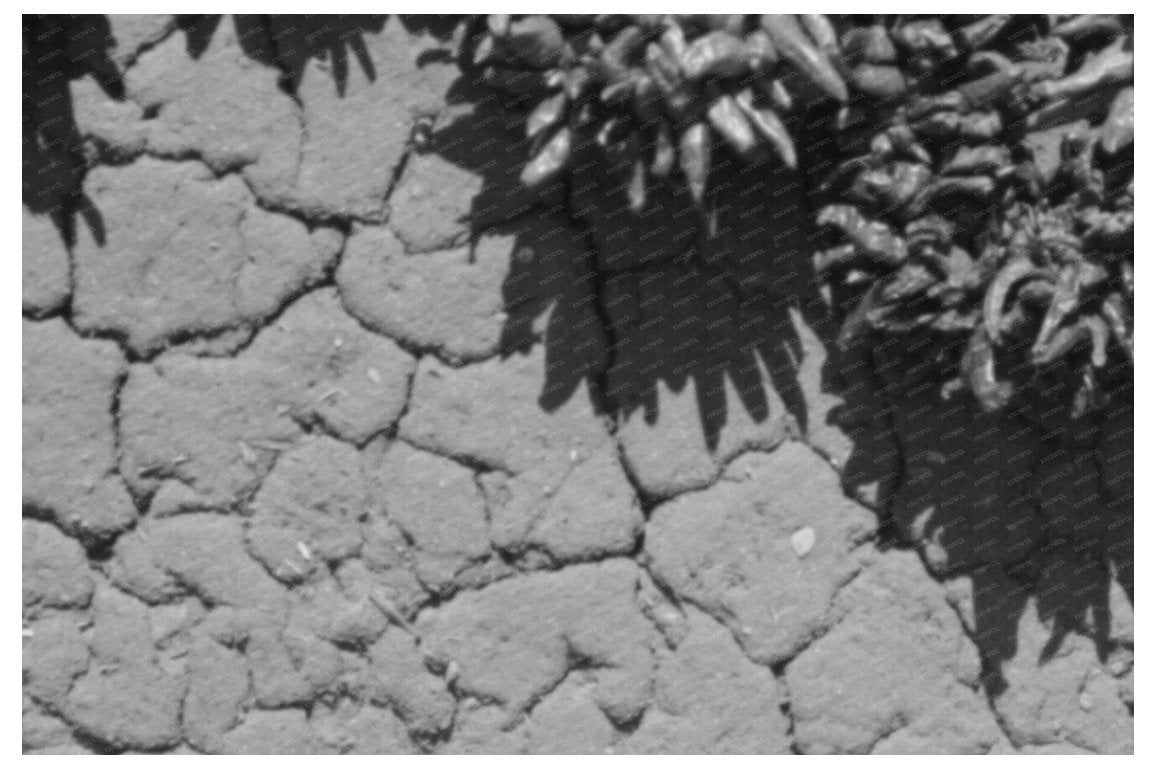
xmin=22 ymin=208 xmax=71 ymax=316
xmin=785 ymin=551 xmax=1010 ymax=754
xmin=23 ymin=318 xmax=137 ymax=539
xmin=72 ymin=159 xmax=340 ymax=355
xmin=646 ymin=443 xmax=876 ymax=665
xmin=23 ymin=13 xmax=1132 ymax=755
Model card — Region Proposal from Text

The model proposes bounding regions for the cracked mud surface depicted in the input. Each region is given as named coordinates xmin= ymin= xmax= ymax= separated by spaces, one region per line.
xmin=24 ymin=15 xmax=1133 ymax=754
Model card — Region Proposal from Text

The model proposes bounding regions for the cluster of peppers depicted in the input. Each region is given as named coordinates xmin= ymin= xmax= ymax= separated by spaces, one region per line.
xmin=462 ymin=14 xmax=848 ymax=209
xmin=460 ymin=14 xmax=1133 ymax=415
xmin=810 ymin=14 xmax=1133 ymax=414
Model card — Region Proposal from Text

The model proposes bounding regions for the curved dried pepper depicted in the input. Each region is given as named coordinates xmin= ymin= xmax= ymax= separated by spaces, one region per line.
xmin=679 ymin=122 xmax=711 ymax=205
xmin=735 ymin=88 xmax=797 ymax=168
xmin=837 ymin=282 xmax=886 ymax=350
xmin=680 ymin=30 xmax=750 ymax=81
xmin=527 ymin=92 xmax=568 ymax=139
xmin=962 ymin=326 xmax=1013 ymax=411
xmin=983 ymin=258 xmax=1046 ymax=341
xmin=1034 ymin=264 xmax=1082 ymax=354
xmin=1035 ymin=38 xmax=1132 ymax=100
xmin=850 ymin=64 xmax=908 ymax=99
xmin=817 ymin=205 xmax=906 ymax=267
xmin=520 ymin=126 xmax=572 ymax=188
xmin=600 ymin=25 xmax=646 ymax=74
xmin=1032 ymin=320 xmax=1090 ymax=366
xmin=1051 ymin=14 xmax=1126 ymax=40
xmin=1101 ymin=86 xmax=1134 ymax=154
xmin=840 ymin=25 xmax=896 ymax=64
xmin=1101 ymin=293 xmax=1133 ymax=361
xmin=800 ymin=14 xmax=840 ymax=57
xmin=505 ymin=16 xmax=566 ymax=69
xmin=627 ymin=154 xmax=648 ymax=213
xmin=650 ymin=120 xmax=675 ymax=178
xmin=707 ymin=92 xmax=762 ymax=161
xmin=957 ymin=15 xmax=1011 ymax=50
xmin=814 ymin=244 xmax=856 ymax=273
xmin=942 ymin=145 xmax=1012 ymax=176
xmin=761 ymin=14 xmax=848 ymax=102
xmin=1081 ymin=315 xmax=1110 ymax=368
xmin=745 ymin=29 xmax=779 ymax=70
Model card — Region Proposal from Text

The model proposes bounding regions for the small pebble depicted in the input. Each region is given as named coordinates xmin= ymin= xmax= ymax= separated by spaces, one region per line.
xmin=791 ymin=527 xmax=816 ymax=557
xmin=1078 ymin=691 xmax=1094 ymax=712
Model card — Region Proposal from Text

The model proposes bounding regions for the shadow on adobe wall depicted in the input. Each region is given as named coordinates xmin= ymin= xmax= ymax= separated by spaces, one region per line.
xmin=22 ymin=15 xmax=119 ymax=248
xmin=430 ymin=60 xmax=1133 ymax=697
xmin=432 ymin=68 xmax=828 ymax=456
xmin=24 ymin=14 xmax=1132 ymax=703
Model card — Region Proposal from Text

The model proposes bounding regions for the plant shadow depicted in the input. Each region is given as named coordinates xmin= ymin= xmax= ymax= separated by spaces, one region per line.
xmin=430 ymin=63 xmax=1133 ymax=698
xmin=22 ymin=14 xmax=118 ymax=249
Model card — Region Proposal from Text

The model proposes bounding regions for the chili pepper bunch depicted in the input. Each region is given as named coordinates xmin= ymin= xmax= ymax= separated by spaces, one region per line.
xmin=463 ymin=13 xmax=848 ymax=210
xmin=811 ymin=14 xmax=1133 ymax=414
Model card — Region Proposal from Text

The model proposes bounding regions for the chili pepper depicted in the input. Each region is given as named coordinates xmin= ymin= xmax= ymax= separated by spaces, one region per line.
xmin=680 ymin=31 xmax=751 ymax=81
xmin=1051 ymin=14 xmax=1126 ymax=41
xmin=1034 ymin=264 xmax=1081 ymax=350
xmin=884 ymin=125 xmax=932 ymax=165
xmin=1017 ymin=278 xmax=1056 ymax=308
xmin=1032 ymin=320 xmax=1089 ymax=366
xmin=1101 ymin=86 xmax=1134 ymax=154
xmin=984 ymin=258 xmax=1046 ymax=341
xmin=1101 ymin=293 xmax=1133 ymax=361
xmin=837 ymin=283 xmax=886 ymax=350
xmin=1120 ymin=260 xmax=1133 ymax=296
xmin=596 ymin=115 xmax=630 ymax=149
xmin=853 ymin=161 xmax=931 ymax=211
xmin=962 ymin=326 xmax=1013 ymax=411
xmin=600 ymin=71 xmax=639 ymax=106
xmin=850 ymin=64 xmax=908 ymax=99
xmin=627 ymin=155 xmax=648 ymax=213
xmin=956 ymin=15 xmax=1011 ymax=50
xmin=911 ymin=110 xmax=1002 ymax=140
xmin=800 ymin=15 xmax=840 ymax=57
xmin=958 ymin=66 xmax=1021 ymax=110
xmin=880 ymin=263 xmax=938 ymax=303
xmin=659 ymin=24 xmax=688 ymax=60
xmin=814 ymin=244 xmax=856 ymax=273
xmin=1080 ymin=315 xmax=1110 ymax=368
xmin=651 ymin=120 xmax=675 ymax=178
xmin=487 ymin=14 xmax=511 ymax=38
xmin=472 ymin=34 xmax=496 ymax=66
xmin=931 ymin=309 xmax=981 ymax=334
xmin=817 ymin=205 xmax=906 ymax=267
xmin=521 ymin=126 xmax=572 ymax=188
xmin=913 ymin=175 xmax=997 ymax=212
xmin=707 ymin=92 xmax=763 ymax=162
xmin=942 ymin=145 xmax=1012 ymax=176
xmin=1033 ymin=37 xmax=1132 ymax=100
xmin=761 ymin=14 xmax=848 ymax=102
xmin=506 ymin=16 xmax=566 ymax=69
xmin=893 ymin=19 xmax=958 ymax=61
xmin=746 ymin=29 xmax=780 ymax=70
xmin=600 ymin=25 xmax=646 ymax=75
xmin=735 ymin=88 xmax=797 ymax=168
xmin=562 ymin=67 xmax=594 ymax=100
xmin=906 ymin=91 xmax=968 ymax=121
xmin=527 ymin=92 xmax=568 ymax=139
xmin=679 ymin=122 xmax=711 ymax=205
xmin=840 ymin=25 xmax=897 ymax=64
